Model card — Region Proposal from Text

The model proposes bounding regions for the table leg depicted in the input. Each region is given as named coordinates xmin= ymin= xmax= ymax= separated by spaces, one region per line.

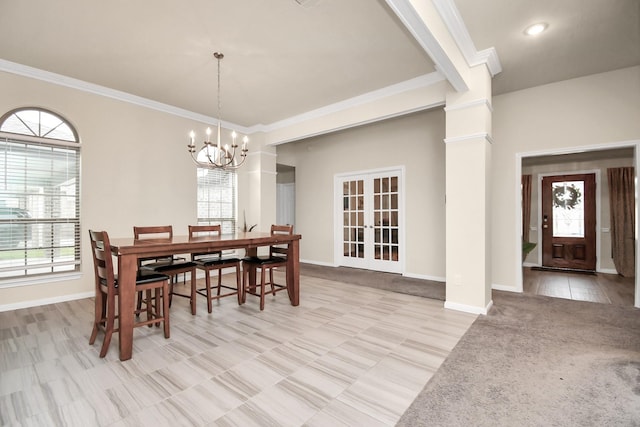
xmin=118 ymin=254 xmax=137 ymax=361
xmin=287 ymin=239 xmax=300 ymax=306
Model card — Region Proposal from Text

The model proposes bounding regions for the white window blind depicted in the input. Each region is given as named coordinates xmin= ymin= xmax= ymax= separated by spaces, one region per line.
xmin=0 ymin=109 xmax=80 ymax=281
xmin=197 ymin=167 xmax=236 ymax=233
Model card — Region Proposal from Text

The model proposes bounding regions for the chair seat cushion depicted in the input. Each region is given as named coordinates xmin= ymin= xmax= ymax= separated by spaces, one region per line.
xmin=146 ymin=261 xmax=196 ymax=272
xmin=134 ymin=272 xmax=171 ymax=284
xmin=195 ymin=257 xmax=241 ymax=267
xmin=242 ymin=256 xmax=287 ymax=265
xmin=103 ymin=272 xmax=170 ymax=288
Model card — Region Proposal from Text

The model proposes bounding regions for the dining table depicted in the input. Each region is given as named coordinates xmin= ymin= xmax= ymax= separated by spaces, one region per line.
xmin=109 ymin=231 xmax=301 ymax=361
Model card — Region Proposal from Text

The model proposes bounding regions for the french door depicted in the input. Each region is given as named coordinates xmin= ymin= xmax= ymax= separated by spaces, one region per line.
xmin=541 ymin=173 xmax=596 ymax=271
xmin=336 ymin=169 xmax=402 ymax=273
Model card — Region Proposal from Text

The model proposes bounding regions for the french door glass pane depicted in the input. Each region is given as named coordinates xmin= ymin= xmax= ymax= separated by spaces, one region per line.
xmin=373 ymin=177 xmax=399 ymax=262
xmin=552 ymin=180 xmax=584 ymax=238
xmin=343 ymin=179 xmax=365 ymax=258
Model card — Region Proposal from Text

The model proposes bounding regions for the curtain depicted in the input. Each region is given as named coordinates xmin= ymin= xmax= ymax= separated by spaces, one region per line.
xmin=607 ymin=167 xmax=635 ymax=277
xmin=522 ymin=174 xmax=532 ymax=242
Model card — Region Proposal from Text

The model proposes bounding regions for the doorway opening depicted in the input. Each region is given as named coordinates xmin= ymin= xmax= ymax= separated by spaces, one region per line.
xmin=276 ymin=164 xmax=295 ymax=228
xmin=519 ymin=144 xmax=638 ymax=307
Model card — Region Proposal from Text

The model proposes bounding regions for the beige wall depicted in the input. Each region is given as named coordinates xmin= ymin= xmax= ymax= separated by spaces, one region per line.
xmin=276 ymin=109 xmax=446 ymax=279
xmin=0 ymin=71 xmax=256 ymax=308
xmin=492 ymin=66 xmax=640 ymax=291
xmin=3 ymin=64 xmax=638 ymax=309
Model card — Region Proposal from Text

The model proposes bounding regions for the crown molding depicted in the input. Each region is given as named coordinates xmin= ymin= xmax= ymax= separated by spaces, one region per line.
xmin=0 ymin=58 xmax=253 ymax=134
xmin=431 ymin=0 xmax=502 ymax=76
xmin=250 ymin=71 xmax=445 ymax=134
xmin=444 ymin=132 xmax=494 ymax=145
xmin=444 ymin=98 xmax=493 ymax=112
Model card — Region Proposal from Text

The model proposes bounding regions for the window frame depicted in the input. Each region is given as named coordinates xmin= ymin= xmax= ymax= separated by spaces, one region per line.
xmin=196 ymin=166 xmax=237 ymax=234
xmin=0 ymin=107 xmax=81 ymax=286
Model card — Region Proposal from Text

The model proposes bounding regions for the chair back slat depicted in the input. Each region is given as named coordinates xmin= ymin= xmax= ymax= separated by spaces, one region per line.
xmin=270 ymin=224 xmax=293 ymax=258
xmin=133 ymin=225 xmax=173 ymax=239
xmin=188 ymin=224 xmax=222 ymax=261
xmin=88 ymin=230 xmax=116 ymax=289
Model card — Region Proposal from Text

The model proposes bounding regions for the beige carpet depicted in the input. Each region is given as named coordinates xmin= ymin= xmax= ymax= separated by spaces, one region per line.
xmin=397 ymin=290 xmax=640 ymax=426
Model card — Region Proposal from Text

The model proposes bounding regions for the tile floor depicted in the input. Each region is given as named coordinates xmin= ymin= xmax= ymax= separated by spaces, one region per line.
xmin=523 ymin=267 xmax=635 ymax=306
xmin=0 ymin=272 xmax=477 ymax=426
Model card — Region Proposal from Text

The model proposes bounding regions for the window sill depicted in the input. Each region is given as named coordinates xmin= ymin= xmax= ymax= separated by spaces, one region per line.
xmin=0 ymin=272 xmax=82 ymax=289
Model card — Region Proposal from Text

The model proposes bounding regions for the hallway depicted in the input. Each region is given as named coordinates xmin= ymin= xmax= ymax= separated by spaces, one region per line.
xmin=523 ymin=267 xmax=635 ymax=306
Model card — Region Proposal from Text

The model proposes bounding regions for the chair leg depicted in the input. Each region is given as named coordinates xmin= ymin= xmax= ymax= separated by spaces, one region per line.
xmin=269 ymin=267 xmax=277 ymax=295
xmin=162 ymin=282 xmax=170 ymax=338
xmin=90 ymin=289 xmax=105 ymax=345
xmin=100 ymin=298 xmax=116 ymax=358
xmin=260 ymin=267 xmax=266 ymax=311
xmin=217 ymin=269 xmax=223 ymax=296
xmin=153 ymin=288 xmax=161 ymax=327
xmin=241 ymin=268 xmax=248 ymax=304
xmin=189 ymin=271 xmax=196 ymax=315
xmin=136 ymin=290 xmax=143 ymax=317
xmin=235 ymin=264 xmax=242 ymax=305
xmin=145 ymin=289 xmax=154 ymax=326
xmin=205 ymin=270 xmax=213 ymax=313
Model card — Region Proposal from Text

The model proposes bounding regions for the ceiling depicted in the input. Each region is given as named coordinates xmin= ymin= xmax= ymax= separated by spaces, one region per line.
xmin=0 ymin=0 xmax=638 ymax=130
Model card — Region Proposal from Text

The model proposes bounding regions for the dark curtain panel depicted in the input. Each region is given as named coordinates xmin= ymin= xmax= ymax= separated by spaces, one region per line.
xmin=522 ymin=174 xmax=532 ymax=242
xmin=607 ymin=167 xmax=635 ymax=277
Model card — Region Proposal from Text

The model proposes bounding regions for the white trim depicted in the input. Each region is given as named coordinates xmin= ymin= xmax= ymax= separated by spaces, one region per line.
xmin=444 ymin=98 xmax=493 ymax=112
xmin=384 ymin=0 xmax=468 ymax=92
xmin=300 ymin=259 xmax=336 ymax=267
xmin=0 ymin=58 xmax=447 ymax=139
xmin=0 ymin=272 xmax=82 ymax=289
xmin=403 ymin=272 xmax=445 ymax=282
xmin=492 ymin=283 xmax=520 ymax=292
xmin=444 ymin=132 xmax=493 ymax=145
xmin=444 ymin=299 xmax=492 ymax=315
xmin=256 ymin=72 xmax=445 ymax=134
xmin=516 ymin=139 xmax=640 ymax=308
xmin=0 ymin=291 xmax=93 ymax=312
xmin=268 ymin=101 xmax=446 ymax=146
xmin=0 ymin=58 xmax=253 ymax=134
xmin=431 ymin=0 xmax=502 ymax=76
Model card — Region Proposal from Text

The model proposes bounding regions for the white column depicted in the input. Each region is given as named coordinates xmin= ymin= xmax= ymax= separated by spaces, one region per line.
xmin=444 ymin=64 xmax=493 ymax=314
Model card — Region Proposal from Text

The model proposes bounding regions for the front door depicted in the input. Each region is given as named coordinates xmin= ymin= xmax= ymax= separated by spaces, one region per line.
xmin=541 ymin=173 xmax=596 ymax=271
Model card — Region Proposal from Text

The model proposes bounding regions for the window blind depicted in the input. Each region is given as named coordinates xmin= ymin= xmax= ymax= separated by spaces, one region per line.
xmin=0 ymin=136 xmax=81 ymax=280
xmin=196 ymin=167 xmax=237 ymax=233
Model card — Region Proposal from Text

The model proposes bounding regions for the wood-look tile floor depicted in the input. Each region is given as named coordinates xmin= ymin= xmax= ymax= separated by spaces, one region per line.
xmin=0 ymin=273 xmax=477 ymax=426
xmin=523 ymin=267 xmax=636 ymax=306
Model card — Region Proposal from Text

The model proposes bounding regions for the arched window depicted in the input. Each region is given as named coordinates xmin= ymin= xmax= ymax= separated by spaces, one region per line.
xmin=0 ymin=108 xmax=81 ymax=283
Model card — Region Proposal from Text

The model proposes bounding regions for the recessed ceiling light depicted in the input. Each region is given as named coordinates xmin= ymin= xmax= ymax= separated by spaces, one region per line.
xmin=524 ymin=23 xmax=548 ymax=36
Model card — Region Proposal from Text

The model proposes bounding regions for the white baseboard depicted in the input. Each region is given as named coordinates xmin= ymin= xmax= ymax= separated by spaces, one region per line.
xmin=444 ymin=299 xmax=493 ymax=315
xmin=300 ymin=259 xmax=336 ymax=267
xmin=0 ymin=291 xmax=94 ymax=313
xmin=492 ymin=283 xmax=521 ymax=292
xmin=403 ymin=272 xmax=446 ymax=282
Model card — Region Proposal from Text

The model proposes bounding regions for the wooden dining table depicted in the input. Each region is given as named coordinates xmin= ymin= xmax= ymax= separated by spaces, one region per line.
xmin=109 ymin=231 xmax=301 ymax=361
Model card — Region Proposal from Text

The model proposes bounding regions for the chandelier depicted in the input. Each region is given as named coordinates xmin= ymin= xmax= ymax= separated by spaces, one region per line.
xmin=187 ymin=52 xmax=249 ymax=170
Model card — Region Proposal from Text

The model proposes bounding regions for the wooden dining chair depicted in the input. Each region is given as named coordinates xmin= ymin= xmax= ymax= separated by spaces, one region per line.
xmin=133 ymin=225 xmax=198 ymax=315
xmin=88 ymin=229 xmax=170 ymax=358
xmin=241 ymin=224 xmax=294 ymax=310
xmin=188 ymin=225 xmax=242 ymax=312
